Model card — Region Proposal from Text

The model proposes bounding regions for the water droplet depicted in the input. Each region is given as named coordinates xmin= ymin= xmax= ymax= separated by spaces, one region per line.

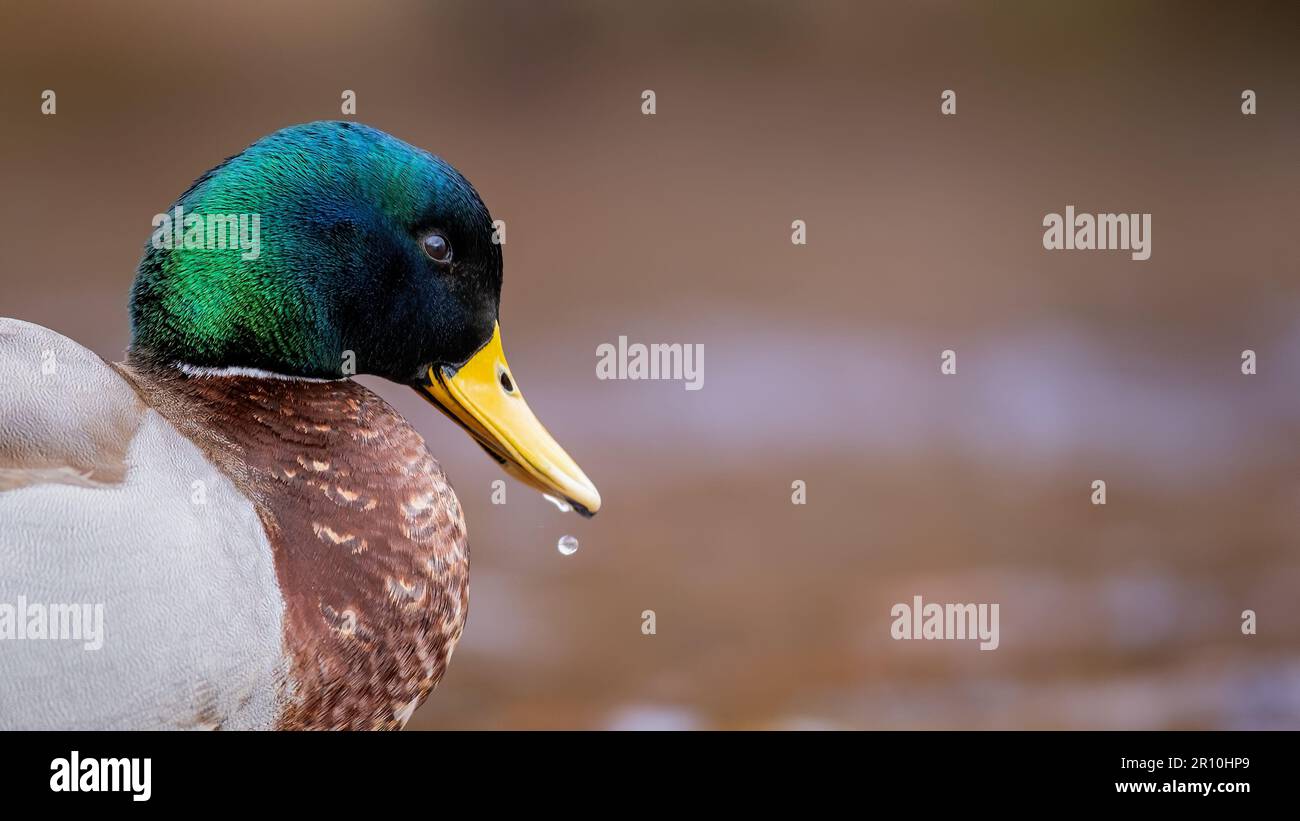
xmin=543 ymin=494 xmax=572 ymax=513
xmin=557 ymin=535 xmax=579 ymax=556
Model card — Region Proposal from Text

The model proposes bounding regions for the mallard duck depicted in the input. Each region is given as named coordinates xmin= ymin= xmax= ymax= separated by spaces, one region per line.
xmin=0 ymin=121 xmax=600 ymax=730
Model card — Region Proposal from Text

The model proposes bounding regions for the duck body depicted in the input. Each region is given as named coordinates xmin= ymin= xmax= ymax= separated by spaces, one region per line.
xmin=0 ymin=319 xmax=467 ymax=729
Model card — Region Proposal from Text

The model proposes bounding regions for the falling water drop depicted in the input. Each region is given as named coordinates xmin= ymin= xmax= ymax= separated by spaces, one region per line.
xmin=543 ymin=494 xmax=572 ymax=513
xmin=557 ymin=535 xmax=579 ymax=556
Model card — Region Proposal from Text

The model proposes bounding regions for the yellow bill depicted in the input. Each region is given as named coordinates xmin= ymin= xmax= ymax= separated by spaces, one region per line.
xmin=415 ymin=323 xmax=601 ymax=517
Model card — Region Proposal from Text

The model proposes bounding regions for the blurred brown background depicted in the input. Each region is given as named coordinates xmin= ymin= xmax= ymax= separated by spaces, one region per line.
xmin=1 ymin=1 xmax=1298 ymax=728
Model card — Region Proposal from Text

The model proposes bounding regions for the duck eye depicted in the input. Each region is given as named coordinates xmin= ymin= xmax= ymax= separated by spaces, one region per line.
xmin=421 ymin=232 xmax=452 ymax=263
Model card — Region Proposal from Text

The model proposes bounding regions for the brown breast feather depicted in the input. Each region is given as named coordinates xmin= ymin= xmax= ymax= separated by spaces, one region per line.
xmin=118 ymin=362 xmax=469 ymax=730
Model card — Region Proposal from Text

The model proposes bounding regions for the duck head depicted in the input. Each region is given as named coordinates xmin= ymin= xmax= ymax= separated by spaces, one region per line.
xmin=129 ymin=120 xmax=600 ymax=516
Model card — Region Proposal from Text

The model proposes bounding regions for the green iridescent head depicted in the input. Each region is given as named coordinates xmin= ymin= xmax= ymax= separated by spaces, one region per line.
xmin=129 ymin=121 xmax=503 ymax=381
